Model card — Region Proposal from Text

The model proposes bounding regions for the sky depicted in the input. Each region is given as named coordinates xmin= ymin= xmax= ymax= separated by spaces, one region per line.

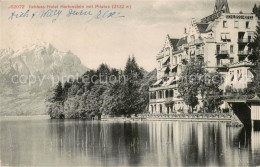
xmin=1 ymin=0 xmax=259 ymax=71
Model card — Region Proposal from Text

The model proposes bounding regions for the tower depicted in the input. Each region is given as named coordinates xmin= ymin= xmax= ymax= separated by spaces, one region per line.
xmin=214 ymin=0 xmax=230 ymax=13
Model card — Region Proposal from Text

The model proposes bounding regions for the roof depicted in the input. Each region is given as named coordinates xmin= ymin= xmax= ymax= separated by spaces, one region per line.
xmin=205 ymin=22 xmax=215 ymax=32
xmin=169 ymin=38 xmax=179 ymax=50
xmin=176 ymin=37 xmax=187 ymax=47
xmin=153 ymin=79 xmax=163 ymax=86
xmin=162 ymin=56 xmax=170 ymax=65
xmin=214 ymin=0 xmax=230 ymax=14
xmin=196 ymin=23 xmax=209 ymax=33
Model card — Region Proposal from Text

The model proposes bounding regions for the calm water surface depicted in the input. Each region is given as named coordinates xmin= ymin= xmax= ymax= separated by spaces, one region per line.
xmin=0 ymin=116 xmax=260 ymax=166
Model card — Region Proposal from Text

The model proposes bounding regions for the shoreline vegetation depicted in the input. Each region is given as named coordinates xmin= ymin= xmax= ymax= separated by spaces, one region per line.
xmin=45 ymin=56 xmax=242 ymax=127
xmin=46 ymin=56 xmax=157 ymax=119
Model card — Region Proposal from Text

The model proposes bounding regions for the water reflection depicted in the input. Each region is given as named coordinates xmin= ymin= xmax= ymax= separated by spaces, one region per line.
xmin=0 ymin=117 xmax=260 ymax=166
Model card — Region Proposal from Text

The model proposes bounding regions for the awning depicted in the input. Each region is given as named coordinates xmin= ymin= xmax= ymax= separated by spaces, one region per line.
xmin=165 ymin=77 xmax=175 ymax=86
xmin=161 ymin=80 xmax=168 ymax=86
xmin=153 ymin=79 xmax=163 ymax=86
xmin=161 ymin=67 xmax=168 ymax=72
xmin=171 ymin=65 xmax=178 ymax=71
xmin=221 ymin=34 xmax=226 ymax=40
xmin=162 ymin=56 xmax=170 ymax=65
xmin=225 ymin=34 xmax=230 ymax=40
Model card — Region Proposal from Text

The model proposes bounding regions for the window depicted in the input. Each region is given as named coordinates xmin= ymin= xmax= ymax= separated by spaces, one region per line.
xmin=221 ymin=33 xmax=230 ymax=42
xmin=190 ymin=35 xmax=195 ymax=42
xmin=230 ymin=71 xmax=234 ymax=82
xmin=246 ymin=21 xmax=250 ymax=29
xmin=230 ymin=58 xmax=234 ymax=64
xmin=223 ymin=21 xmax=227 ymax=28
xmin=238 ymin=69 xmax=242 ymax=81
xmin=234 ymin=21 xmax=239 ymax=28
xmin=216 ymin=45 xmax=220 ymax=54
xmin=248 ymin=35 xmax=252 ymax=42
xmin=217 ymin=59 xmax=221 ymax=66
xmin=230 ymin=45 xmax=234 ymax=53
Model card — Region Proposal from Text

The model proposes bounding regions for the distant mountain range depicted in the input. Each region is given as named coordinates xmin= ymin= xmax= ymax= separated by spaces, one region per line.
xmin=0 ymin=42 xmax=88 ymax=116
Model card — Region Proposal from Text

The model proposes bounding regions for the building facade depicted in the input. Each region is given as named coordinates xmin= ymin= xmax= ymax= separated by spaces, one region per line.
xmin=149 ymin=0 xmax=258 ymax=114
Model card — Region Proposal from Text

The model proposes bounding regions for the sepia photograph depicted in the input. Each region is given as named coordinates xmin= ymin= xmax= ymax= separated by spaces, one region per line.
xmin=0 ymin=0 xmax=260 ymax=166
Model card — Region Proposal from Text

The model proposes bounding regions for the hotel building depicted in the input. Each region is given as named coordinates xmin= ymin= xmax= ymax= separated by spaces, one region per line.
xmin=149 ymin=0 xmax=259 ymax=114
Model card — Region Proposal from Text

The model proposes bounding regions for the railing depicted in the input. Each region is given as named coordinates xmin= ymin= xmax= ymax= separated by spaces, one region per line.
xmin=189 ymin=39 xmax=204 ymax=46
xmin=217 ymin=63 xmax=229 ymax=68
xmin=216 ymin=50 xmax=229 ymax=55
xmin=238 ymin=50 xmax=253 ymax=56
xmin=165 ymin=97 xmax=174 ymax=103
xmin=138 ymin=113 xmax=232 ymax=119
xmin=238 ymin=38 xmax=253 ymax=43
xmin=205 ymin=38 xmax=215 ymax=43
xmin=196 ymin=50 xmax=204 ymax=55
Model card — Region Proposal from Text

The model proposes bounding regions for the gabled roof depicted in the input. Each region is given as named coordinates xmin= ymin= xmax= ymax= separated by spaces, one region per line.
xmin=196 ymin=23 xmax=209 ymax=33
xmin=176 ymin=37 xmax=187 ymax=47
xmin=169 ymin=38 xmax=179 ymax=50
xmin=205 ymin=22 xmax=215 ymax=32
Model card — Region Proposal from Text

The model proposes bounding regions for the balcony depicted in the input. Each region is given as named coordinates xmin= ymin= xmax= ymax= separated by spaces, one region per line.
xmin=216 ymin=50 xmax=229 ymax=57
xmin=216 ymin=63 xmax=229 ymax=71
xmin=189 ymin=39 xmax=204 ymax=46
xmin=238 ymin=38 xmax=253 ymax=44
xmin=165 ymin=97 xmax=174 ymax=104
xmin=238 ymin=50 xmax=253 ymax=56
xmin=196 ymin=50 xmax=204 ymax=55
xmin=217 ymin=63 xmax=229 ymax=68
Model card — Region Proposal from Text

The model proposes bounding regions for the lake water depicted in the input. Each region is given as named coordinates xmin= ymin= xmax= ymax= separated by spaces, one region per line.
xmin=0 ymin=116 xmax=260 ymax=166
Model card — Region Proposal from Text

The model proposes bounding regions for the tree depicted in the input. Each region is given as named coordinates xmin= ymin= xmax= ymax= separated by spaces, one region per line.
xmin=247 ymin=5 xmax=260 ymax=95
xmin=53 ymin=81 xmax=63 ymax=102
xmin=200 ymin=72 xmax=224 ymax=113
xmin=122 ymin=56 xmax=144 ymax=116
xmin=63 ymin=81 xmax=72 ymax=100
xmin=249 ymin=25 xmax=260 ymax=62
xmin=178 ymin=60 xmax=205 ymax=113
xmin=252 ymin=4 xmax=260 ymax=18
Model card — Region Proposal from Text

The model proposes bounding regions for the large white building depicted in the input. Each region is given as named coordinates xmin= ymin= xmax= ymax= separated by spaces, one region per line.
xmin=149 ymin=0 xmax=258 ymax=114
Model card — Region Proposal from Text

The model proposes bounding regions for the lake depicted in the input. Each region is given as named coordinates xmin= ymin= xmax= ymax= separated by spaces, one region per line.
xmin=0 ymin=116 xmax=260 ymax=166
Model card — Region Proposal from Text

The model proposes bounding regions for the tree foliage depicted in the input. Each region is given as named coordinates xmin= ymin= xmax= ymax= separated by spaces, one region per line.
xmin=178 ymin=60 xmax=223 ymax=113
xmin=46 ymin=56 xmax=155 ymax=119
xmin=247 ymin=4 xmax=260 ymax=95
xmin=178 ymin=60 xmax=205 ymax=112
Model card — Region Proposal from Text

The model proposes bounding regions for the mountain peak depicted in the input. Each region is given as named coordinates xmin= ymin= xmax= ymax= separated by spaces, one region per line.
xmin=0 ymin=42 xmax=88 ymax=76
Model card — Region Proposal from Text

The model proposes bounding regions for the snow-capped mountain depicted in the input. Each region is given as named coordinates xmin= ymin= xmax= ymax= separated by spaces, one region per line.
xmin=0 ymin=42 xmax=87 ymax=77
xmin=0 ymin=42 xmax=88 ymax=116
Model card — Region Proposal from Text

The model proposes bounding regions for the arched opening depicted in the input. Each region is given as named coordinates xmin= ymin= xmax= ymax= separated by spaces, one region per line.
xmin=159 ymin=104 xmax=163 ymax=114
xmin=166 ymin=90 xmax=169 ymax=98
xmin=151 ymin=105 xmax=153 ymax=114
xmin=169 ymin=90 xmax=174 ymax=97
xmin=159 ymin=91 xmax=163 ymax=99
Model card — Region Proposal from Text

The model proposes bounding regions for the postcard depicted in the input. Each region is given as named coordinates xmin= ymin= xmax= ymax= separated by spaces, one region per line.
xmin=0 ymin=0 xmax=260 ymax=166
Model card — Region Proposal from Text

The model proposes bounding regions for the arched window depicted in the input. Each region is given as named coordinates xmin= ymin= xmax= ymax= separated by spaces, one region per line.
xmin=159 ymin=91 xmax=163 ymax=99
xmin=159 ymin=104 xmax=163 ymax=114
xmin=169 ymin=90 xmax=174 ymax=97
